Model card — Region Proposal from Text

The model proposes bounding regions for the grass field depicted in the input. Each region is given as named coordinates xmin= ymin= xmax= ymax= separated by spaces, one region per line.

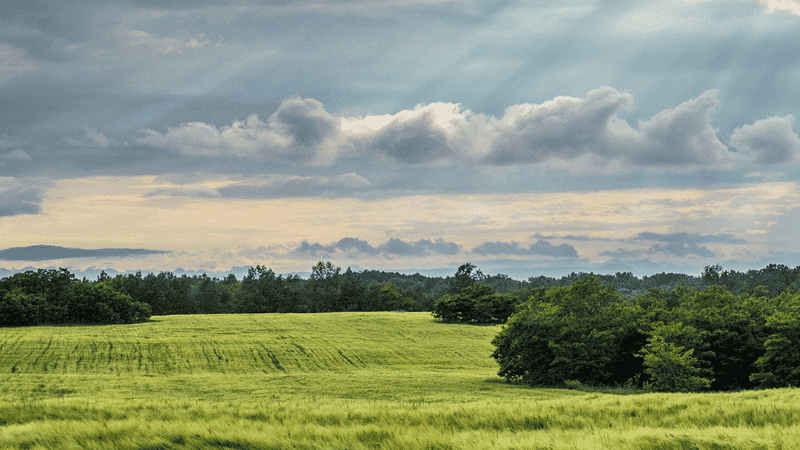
xmin=1 ymin=312 xmax=798 ymax=449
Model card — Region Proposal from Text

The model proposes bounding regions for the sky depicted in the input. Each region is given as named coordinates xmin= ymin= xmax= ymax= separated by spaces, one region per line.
xmin=2 ymin=0 xmax=800 ymax=280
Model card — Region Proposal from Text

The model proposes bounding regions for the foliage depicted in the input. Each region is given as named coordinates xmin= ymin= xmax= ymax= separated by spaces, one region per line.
xmin=636 ymin=322 xmax=713 ymax=393
xmin=0 ymin=269 xmax=150 ymax=326
xmin=446 ymin=262 xmax=484 ymax=295
xmin=492 ymin=276 xmax=640 ymax=387
xmin=433 ymin=284 xmax=515 ymax=324
xmin=61 ymin=282 xmax=152 ymax=324
xmin=751 ymin=293 xmax=800 ymax=388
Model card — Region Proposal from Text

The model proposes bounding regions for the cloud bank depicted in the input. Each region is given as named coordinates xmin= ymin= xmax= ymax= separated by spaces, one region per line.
xmin=138 ymin=88 xmax=799 ymax=169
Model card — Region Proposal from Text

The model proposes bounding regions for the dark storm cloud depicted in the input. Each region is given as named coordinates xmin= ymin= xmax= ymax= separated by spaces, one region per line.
xmin=471 ymin=239 xmax=578 ymax=258
xmin=634 ymin=232 xmax=746 ymax=244
xmin=294 ymin=237 xmax=460 ymax=257
xmin=0 ymin=245 xmax=170 ymax=261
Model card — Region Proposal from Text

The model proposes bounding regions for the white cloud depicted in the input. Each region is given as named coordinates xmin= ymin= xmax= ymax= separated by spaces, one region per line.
xmin=138 ymin=89 xmax=792 ymax=169
xmin=729 ymin=115 xmax=800 ymax=164
xmin=138 ymin=97 xmax=339 ymax=164
xmin=627 ymin=89 xmax=729 ymax=165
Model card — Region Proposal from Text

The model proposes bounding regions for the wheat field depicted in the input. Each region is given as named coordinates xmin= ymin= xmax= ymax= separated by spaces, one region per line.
xmin=1 ymin=312 xmax=798 ymax=449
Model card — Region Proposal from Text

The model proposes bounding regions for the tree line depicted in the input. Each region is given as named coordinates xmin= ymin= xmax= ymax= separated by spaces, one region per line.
xmin=2 ymin=261 xmax=800 ymax=328
xmin=490 ymin=275 xmax=800 ymax=393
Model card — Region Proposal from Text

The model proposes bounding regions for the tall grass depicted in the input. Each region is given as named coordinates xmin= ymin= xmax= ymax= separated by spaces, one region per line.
xmin=1 ymin=312 xmax=798 ymax=449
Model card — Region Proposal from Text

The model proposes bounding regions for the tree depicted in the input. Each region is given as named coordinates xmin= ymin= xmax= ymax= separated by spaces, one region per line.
xmin=750 ymin=294 xmax=800 ymax=388
xmin=234 ymin=265 xmax=291 ymax=313
xmin=447 ymin=263 xmax=484 ymax=295
xmin=339 ymin=267 xmax=366 ymax=311
xmin=492 ymin=276 xmax=641 ymax=388
xmin=304 ymin=261 xmax=342 ymax=312
xmin=433 ymin=284 xmax=515 ymax=324
xmin=636 ymin=322 xmax=713 ymax=393
xmin=61 ymin=282 xmax=151 ymax=324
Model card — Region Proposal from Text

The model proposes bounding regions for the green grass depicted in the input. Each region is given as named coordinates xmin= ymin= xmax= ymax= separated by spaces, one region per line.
xmin=1 ymin=312 xmax=799 ymax=449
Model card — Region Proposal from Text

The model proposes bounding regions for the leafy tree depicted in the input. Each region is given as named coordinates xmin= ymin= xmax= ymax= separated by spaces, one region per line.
xmin=234 ymin=265 xmax=293 ymax=313
xmin=636 ymin=322 xmax=713 ymax=393
xmin=61 ymin=282 xmax=151 ymax=324
xmin=304 ymin=261 xmax=342 ymax=312
xmin=433 ymin=284 xmax=515 ymax=324
xmin=190 ymin=275 xmax=233 ymax=314
xmin=447 ymin=263 xmax=484 ymax=295
xmin=339 ymin=267 xmax=366 ymax=311
xmin=492 ymin=276 xmax=637 ymax=387
xmin=363 ymin=283 xmax=414 ymax=311
xmin=0 ymin=289 xmax=49 ymax=326
xmin=751 ymin=294 xmax=800 ymax=388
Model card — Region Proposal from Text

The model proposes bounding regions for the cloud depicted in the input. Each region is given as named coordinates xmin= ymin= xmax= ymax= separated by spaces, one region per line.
xmin=0 ymin=185 xmax=43 ymax=216
xmin=634 ymin=231 xmax=747 ymax=244
xmin=138 ymin=97 xmax=340 ymax=164
xmin=649 ymin=242 xmax=716 ymax=258
xmin=0 ymin=245 xmax=171 ymax=261
xmin=137 ymin=89 xmax=789 ymax=169
xmin=626 ymin=89 xmax=729 ymax=165
xmin=294 ymin=237 xmax=460 ymax=257
xmin=728 ymin=115 xmax=800 ymax=164
xmin=483 ymin=87 xmax=634 ymax=165
xmin=61 ymin=129 xmax=110 ymax=148
xmin=471 ymin=239 xmax=578 ymax=258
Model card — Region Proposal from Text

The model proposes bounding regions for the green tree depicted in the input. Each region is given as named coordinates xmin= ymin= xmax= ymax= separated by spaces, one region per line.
xmin=433 ymin=284 xmax=515 ymax=324
xmin=636 ymin=322 xmax=713 ymax=393
xmin=750 ymin=294 xmax=800 ymax=388
xmin=0 ymin=289 xmax=49 ymax=326
xmin=339 ymin=267 xmax=366 ymax=311
xmin=234 ymin=265 xmax=292 ymax=313
xmin=447 ymin=263 xmax=484 ymax=295
xmin=492 ymin=276 xmax=638 ymax=387
xmin=304 ymin=262 xmax=342 ymax=312
xmin=61 ymin=282 xmax=151 ymax=324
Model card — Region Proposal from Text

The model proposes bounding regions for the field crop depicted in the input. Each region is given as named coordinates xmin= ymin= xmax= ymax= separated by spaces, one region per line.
xmin=1 ymin=312 xmax=798 ymax=449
